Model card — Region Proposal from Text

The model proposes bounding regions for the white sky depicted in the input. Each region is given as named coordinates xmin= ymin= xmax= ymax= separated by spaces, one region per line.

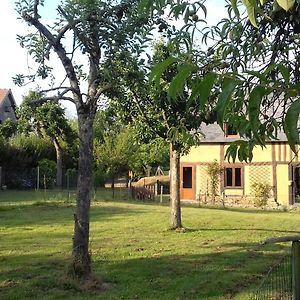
xmin=0 ymin=0 xmax=228 ymax=117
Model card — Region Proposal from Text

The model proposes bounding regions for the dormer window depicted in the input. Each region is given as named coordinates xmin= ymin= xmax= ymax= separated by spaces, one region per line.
xmin=224 ymin=123 xmax=238 ymax=137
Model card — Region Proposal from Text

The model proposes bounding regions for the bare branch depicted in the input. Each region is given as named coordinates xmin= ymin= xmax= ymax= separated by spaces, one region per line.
xmin=22 ymin=11 xmax=83 ymax=107
xmin=43 ymin=96 xmax=75 ymax=103
xmin=33 ymin=0 xmax=40 ymax=20
xmin=41 ymin=86 xmax=77 ymax=94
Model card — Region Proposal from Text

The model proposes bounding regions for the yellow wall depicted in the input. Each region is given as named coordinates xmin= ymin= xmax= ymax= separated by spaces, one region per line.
xmin=180 ymin=142 xmax=292 ymax=205
xmin=244 ymin=165 xmax=273 ymax=196
xmin=251 ymin=145 xmax=273 ymax=162
xmin=276 ymin=164 xmax=290 ymax=206
xmin=181 ymin=145 xmax=221 ymax=163
xmin=223 ymin=144 xmax=273 ymax=163
xmin=195 ymin=165 xmax=209 ymax=197
xmin=224 ymin=189 xmax=243 ymax=196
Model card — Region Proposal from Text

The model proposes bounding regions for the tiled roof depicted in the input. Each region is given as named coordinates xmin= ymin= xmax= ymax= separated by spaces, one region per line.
xmin=200 ymin=123 xmax=287 ymax=143
xmin=0 ymin=89 xmax=9 ymax=104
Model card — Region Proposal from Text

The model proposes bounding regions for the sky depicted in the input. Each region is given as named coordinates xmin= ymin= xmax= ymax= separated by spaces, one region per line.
xmin=0 ymin=0 xmax=228 ymax=117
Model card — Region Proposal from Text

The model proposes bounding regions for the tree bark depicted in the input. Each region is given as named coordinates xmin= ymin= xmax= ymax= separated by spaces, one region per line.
xmin=53 ymin=138 xmax=63 ymax=190
xmin=170 ymin=144 xmax=182 ymax=229
xmin=72 ymin=111 xmax=94 ymax=278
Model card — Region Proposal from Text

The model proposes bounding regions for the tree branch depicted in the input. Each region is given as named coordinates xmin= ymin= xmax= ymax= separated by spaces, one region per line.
xmin=95 ymin=83 xmax=114 ymax=100
xmin=261 ymin=235 xmax=300 ymax=245
xmin=41 ymin=87 xmax=77 ymax=94
xmin=22 ymin=12 xmax=83 ymax=107
xmin=33 ymin=0 xmax=40 ymax=20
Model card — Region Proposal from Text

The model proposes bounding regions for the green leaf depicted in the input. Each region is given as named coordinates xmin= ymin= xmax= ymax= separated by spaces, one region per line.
xmin=184 ymin=7 xmax=190 ymax=23
xmin=284 ymin=98 xmax=300 ymax=153
xmin=149 ymin=56 xmax=178 ymax=85
xmin=231 ymin=0 xmax=240 ymax=18
xmin=225 ymin=143 xmax=238 ymax=163
xmin=246 ymin=70 xmax=267 ymax=82
xmin=248 ymin=86 xmax=270 ymax=144
xmin=276 ymin=0 xmax=295 ymax=11
xmin=168 ymin=63 xmax=196 ymax=101
xmin=199 ymin=3 xmax=207 ymax=18
xmin=216 ymin=77 xmax=238 ymax=126
xmin=248 ymin=86 xmax=270 ymax=128
xmin=242 ymin=0 xmax=258 ymax=27
xmin=188 ymin=73 xmax=217 ymax=109
xmin=277 ymin=64 xmax=290 ymax=85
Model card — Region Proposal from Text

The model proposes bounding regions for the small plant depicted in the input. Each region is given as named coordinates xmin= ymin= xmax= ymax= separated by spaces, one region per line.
xmin=252 ymin=182 xmax=272 ymax=207
xmin=38 ymin=159 xmax=56 ymax=189
xmin=206 ymin=160 xmax=223 ymax=204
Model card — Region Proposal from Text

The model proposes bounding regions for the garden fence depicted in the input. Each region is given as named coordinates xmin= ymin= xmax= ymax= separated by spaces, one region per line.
xmin=251 ymin=255 xmax=292 ymax=300
xmin=251 ymin=239 xmax=300 ymax=300
xmin=0 ymin=166 xmax=79 ymax=190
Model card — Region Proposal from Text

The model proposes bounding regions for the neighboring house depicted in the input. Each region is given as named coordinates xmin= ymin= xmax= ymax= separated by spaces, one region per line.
xmin=180 ymin=123 xmax=300 ymax=207
xmin=0 ymin=89 xmax=17 ymax=124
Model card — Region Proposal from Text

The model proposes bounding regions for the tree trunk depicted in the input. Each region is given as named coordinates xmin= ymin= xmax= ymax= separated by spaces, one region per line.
xmin=170 ymin=144 xmax=182 ymax=229
xmin=72 ymin=112 xmax=94 ymax=278
xmin=112 ymin=176 xmax=115 ymax=199
xmin=53 ymin=138 xmax=63 ymax=190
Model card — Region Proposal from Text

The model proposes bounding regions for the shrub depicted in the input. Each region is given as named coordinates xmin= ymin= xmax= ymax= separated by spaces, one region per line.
xmin=206 ymin=160 xmax=223 ymax=204
xmin=252 ymin=182 xmax=272 ymax=207
xmin=39 ymin=159 xmax=56 ymax=188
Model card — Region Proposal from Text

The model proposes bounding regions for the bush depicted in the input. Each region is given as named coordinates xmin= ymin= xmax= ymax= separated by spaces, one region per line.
xmin=39 ymin=159 xmax=56 ymax=188
xmin=252 ymin=182 xmax=272 ymax=207
xmin=206 ymin=160 xmax=223 ymax=203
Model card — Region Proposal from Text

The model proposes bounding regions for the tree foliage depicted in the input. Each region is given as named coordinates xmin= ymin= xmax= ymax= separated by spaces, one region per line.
xmin=0 ymin=119 xmax=17 ymax=139
xmin=146 ymin=0 xmax=300 ymax=161
xmin=219 ymin=0 xmax=300 ymax=156
xmin=18 ymin=90 xmax=77 ymax=188
xmin=0 ymin=134 xmax=56 ymax=168
xmin=18 ymin=91 xmax=75 ymax=144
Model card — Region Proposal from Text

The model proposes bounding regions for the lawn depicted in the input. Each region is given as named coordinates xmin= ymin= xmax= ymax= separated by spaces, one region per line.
xmin=0 ymin=189 xmax=300 ymax=299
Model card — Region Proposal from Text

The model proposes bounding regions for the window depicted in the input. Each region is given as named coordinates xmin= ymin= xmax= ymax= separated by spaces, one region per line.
xmin=224 ymin=123 xmax=238 ymax=137
xmin=225 ymin=167 xmax=242 ymax=187
xmin=183 ymin=167 xmax=193 ymax=188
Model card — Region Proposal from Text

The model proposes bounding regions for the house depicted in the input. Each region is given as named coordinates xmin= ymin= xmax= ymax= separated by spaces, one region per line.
xmin=180 ymin=123 xmax=300 ymax=207
xmin=0 ymin=89 xmax=17 ymax=124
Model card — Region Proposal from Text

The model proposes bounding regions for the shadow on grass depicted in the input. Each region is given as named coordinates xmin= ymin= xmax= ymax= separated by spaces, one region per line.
xmin=0 ymin=242 xmax=290 ymax=300
xmin=97 ymin=243 xmax=291 ymax=299
xmin=184 ymin=227 xmax=300 ymax=235
xmin=193 ymin=204 xmax=296 ymax=215
xmin=0 ymin=202 xmax=148 ymax=228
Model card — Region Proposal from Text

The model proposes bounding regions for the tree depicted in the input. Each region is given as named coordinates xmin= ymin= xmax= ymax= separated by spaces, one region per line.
xmin=145 ymin=0 xmax=300 ymax=161
xmin=94 ymin=127 xmax=139 ymax=191
xmin=15 ymin=0 xmax=158 ymax=278
xmin=93 ymin=109 xmax=170 ymax=178
xmin=111 ymin=41 xmax=204 ymax=229
xmin=207 ymin=0 xmax=300 ymax=159
xmin=130 ymin=138 xmax=170 ymax=177
xmin=18 ymin=91 xmax=75 ymax=189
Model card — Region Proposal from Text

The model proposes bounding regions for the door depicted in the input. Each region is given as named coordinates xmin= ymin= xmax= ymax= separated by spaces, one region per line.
xmin=180 ymin=166 xmax=195 ymax=200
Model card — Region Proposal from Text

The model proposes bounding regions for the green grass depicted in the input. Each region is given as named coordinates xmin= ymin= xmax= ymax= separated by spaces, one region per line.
xmin=0 ymin=189 xmax=300 ymax=299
